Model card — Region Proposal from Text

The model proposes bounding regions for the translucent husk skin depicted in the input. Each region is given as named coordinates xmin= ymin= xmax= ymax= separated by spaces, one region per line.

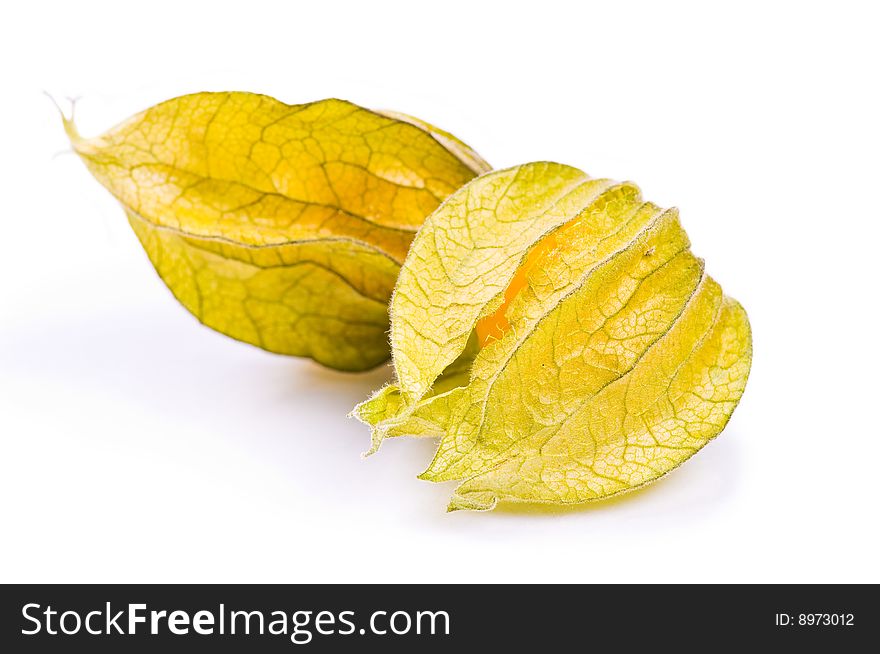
xmin=65 ymin=92 xmax=489 ymax=371
xmin=355 ymin=162 xmax=751 ymax=511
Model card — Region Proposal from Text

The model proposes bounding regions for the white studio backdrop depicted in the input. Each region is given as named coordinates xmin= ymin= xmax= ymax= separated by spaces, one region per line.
xmin=1 ymin=0 xmax=878 ymax=583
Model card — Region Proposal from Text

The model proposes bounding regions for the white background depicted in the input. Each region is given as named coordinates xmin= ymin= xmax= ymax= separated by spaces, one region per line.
xmin=2 ymin=0 xmax=878 ymax=583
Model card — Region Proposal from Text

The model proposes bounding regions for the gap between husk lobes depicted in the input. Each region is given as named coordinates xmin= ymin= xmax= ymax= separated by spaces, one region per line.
xmin=64 ymin=92 xmax=489 ymax=371
xmin=354 ymin=162 xmax=752 ymax=511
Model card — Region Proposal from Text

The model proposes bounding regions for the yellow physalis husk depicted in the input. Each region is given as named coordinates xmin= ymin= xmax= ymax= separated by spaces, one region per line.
xmin=64 ymin=92 xmax=489 ymax=371
xmin=354 ymin=162 xmax=752 ymax=511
